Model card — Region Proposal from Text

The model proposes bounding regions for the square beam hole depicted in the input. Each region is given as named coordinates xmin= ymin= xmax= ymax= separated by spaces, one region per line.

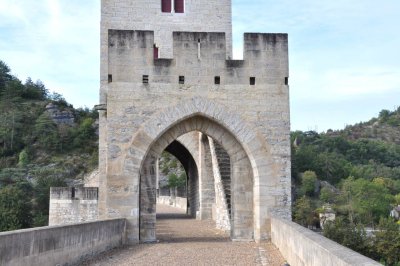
xmin=179 ymin=76 xmax=185 ymax=84
xmin=250 ymin=77 xmax=256 ymax=85
xmin=143 ymin=75 xmax=149 ymax=84
xmin=215 ymin=76 xmax=221 ymax=85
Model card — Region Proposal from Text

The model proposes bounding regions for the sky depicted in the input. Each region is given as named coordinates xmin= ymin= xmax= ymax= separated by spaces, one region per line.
xmin=0 ymin=0 xmax=399 ymax=132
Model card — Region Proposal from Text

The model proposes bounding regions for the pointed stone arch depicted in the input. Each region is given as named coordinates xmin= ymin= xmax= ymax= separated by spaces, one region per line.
xmin=104 ymin=97 xmax=280 ymax=244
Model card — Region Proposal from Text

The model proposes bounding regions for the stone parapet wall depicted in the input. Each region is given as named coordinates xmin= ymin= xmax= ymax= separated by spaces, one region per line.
xmin=271 ymin=217 xmax=380 ymax=266
xmin=0 ymin=219 xmax=126 ymax=266
xmin=157 ymin=196 xmax=187 ymax=210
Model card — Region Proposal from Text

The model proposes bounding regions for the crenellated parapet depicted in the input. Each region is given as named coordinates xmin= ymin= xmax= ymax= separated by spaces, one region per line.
xmin=107 ymin=30 xmax=288 ymax=86
xmin=49 ymin=187 xmax=99 ymax=226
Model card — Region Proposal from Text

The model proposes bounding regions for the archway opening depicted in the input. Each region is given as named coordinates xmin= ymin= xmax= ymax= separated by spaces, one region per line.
xmin=139 ymin=115 xmax=254 ymax=243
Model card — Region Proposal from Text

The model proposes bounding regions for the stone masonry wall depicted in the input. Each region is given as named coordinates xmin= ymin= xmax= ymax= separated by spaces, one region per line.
xmin=49 ymin=187 xmax=99 ymax=226
xmin=101 ymin=30 xmax=290 ymax=242
xmin=208 ymin=137 xmax=231 ymax=232
xmin=0 ymin=219 xmax=125 ymax=266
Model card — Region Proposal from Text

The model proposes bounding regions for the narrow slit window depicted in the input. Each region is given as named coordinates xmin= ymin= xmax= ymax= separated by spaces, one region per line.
xmin=250 ymin=77 xmax=256 ymax=85
xmin=143 ymin=75 xmax=149 ymax=84
xmin=215 ymin=76 xmax=221 ymax=85
xmin=285 ymin=77 xmax=289 ymax=85
xmin=179 ymin=76 xmax=185 ymax=84
xmin=108 ymin=74 xmax=112 ymax=83
xmin=153 ymin=44 xmax=159 ymax=59
xmin=71 ymin=187 xmax=75 ymax=199
xmin=175 ymin=0 xmax=185 ymax=13
xmin=197 ymin=39 xmax=201 ymax=59
xmin=162 ymin=0 xmax=172 ymax=13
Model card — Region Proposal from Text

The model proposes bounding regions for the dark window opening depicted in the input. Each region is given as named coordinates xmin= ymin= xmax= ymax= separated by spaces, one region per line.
xmin=215 ymin=76 xmax=221 ymax=85
xmin=143 ymin=75 xmax=149 ymax=84
xmin=162 ymin=0 xmax=172 ymax=12
xmin=250 ymin=77 xmax=256 ymax=85
xmin=175 ymin=0 xmax=185 ymax=13
xmin=71 ymin=187 xmax=76 ymax=199
xmin=179 ymin=76 xmax=185 ymax=84
xmin=108 ymin=74 xmax=112 ymax=83
xmin=153 ymin=44 xmax=159 ymax=60
xmin=285 ymin=77 xmax=289 ymax=85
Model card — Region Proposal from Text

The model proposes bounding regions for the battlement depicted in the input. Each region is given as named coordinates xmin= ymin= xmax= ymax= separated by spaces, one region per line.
xmin=49 ymin=187 xmax=99 ymax=226
xmin=50 ymin=187 xmax=99 ymax=200
xmin=107 ymin=30 xmax=288 ymax=85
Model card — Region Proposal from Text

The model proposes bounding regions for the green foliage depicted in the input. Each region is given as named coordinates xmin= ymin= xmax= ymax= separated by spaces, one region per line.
xmin=323 ymin=218 xmax=371 ymax=256
xmin=167 ymin=173 xmax=186 ymax=188
xmin=18 ymin=149 xmax=29 ymax=168
xmin=160 ymin=151 xmax=187 ymax=189
xmin=32 ymin=174 xmax=66 ymax=227
xmin=0 ymin=184 xmax=33 ymax=231
xmin=0 ymin=60 xmax=98 ymax=231
xmin=374 ymin=218 xmax=400 ymax=265
xmin=0 ymin=60 xmax=12 ymax=90
xmin=395 ymin=194 xmax=400 ymax=205
xmin=339 ymin=177 xmax=393 ymax=226
xmin=293 ymin=109 xmax=400 ymax=264
xmin=293 ymin=196 xmax=316 ymax=227
xmin=300 ymin=171 xmax=317 ymax=196
xmin=34 ymin=113 xmax=60 ymax=150
xmin=320 ymin=187 xmax=335 ymax=203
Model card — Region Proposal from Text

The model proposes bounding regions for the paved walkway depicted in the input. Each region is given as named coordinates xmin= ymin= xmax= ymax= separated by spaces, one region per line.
xmin=83 ymin=204 xmax=286 ymax=266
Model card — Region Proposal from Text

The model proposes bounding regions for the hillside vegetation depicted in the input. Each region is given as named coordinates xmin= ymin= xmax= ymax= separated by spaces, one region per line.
xmin=0 ymin=60 xmax=98 ymax=230
xmin=292 ymin=108 xmax=400 ymax=265
xmin=0 ymin=59 xmax=399 ymax=264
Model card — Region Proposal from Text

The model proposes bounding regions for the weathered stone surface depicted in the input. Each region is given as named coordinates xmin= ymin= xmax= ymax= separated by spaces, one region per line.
xmin=49 ymin=187 xmax=99 ymax=226
xmin=99 ymin=0 xmax=291 ymax=244
xmin=0 ymin=219 xmax=126 ymax=266
xmin=271 ymin=217 xmax=381 ymax=266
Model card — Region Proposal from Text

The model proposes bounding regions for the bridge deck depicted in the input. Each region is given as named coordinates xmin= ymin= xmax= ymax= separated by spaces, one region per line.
xmin=83 ymin=204 xmax=285 ymax=265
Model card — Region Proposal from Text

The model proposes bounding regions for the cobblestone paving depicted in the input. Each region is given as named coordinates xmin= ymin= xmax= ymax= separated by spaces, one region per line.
xmin=83 ymin=204 xmax=286 ymax=266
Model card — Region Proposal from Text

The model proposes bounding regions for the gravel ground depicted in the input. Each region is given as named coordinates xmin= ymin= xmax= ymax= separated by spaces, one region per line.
xmin=82 ymin=204 xmax=286 ymax=266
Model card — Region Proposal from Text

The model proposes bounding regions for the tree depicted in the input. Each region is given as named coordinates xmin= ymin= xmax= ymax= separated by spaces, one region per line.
xmin=320 ymin=186 xmax=335 ymax=203
xmin=395 ymin=194 xmax=400 ymax=205
xmin=340 ymin=177 xmax=393 ymax=226
xmin=0 ymin=60 xmax=13 ymax=92
xmin=293 ymin=196 xmax=316 ymax=227
xmin=17 ymin=149 xmax=29 ymax=168
xmin=34 ymin=113 xmax=59 ymax=150
xmin=323 ymin=218 xmax=370 ymax=256
xmin=0 ymin=185 xmax=32 ymax=231
xmin=32 ymin=174 xmax=66 ymax=226
xmin=300 ymin=170 xmax=318 ymax=196
xmin=379 ymin=109 xmax=391 ymax=123
xmin=374 ymin=218 xmax=400 ymax=265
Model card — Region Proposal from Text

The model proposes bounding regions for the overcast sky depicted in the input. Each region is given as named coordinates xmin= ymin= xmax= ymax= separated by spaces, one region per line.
xmin=0 ymin=0 xmax=399 ymax=132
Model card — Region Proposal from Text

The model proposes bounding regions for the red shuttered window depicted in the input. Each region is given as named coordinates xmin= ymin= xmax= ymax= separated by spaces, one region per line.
xmin=174 ymin=0 xmax=184 ymax=13
xmin=153 ymin=45 xmax=159 ymax=59
xmin=162 ymin=0 xmax=172 ymax=13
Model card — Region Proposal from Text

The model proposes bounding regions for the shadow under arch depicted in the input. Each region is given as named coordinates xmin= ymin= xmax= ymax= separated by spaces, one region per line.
xmin=139 ymin=115 xmax=254 ymax=242
xmin=163 ymin=139 xmax=199 ymax=217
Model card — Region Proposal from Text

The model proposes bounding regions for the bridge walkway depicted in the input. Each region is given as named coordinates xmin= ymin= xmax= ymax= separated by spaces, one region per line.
xmin=83 ymin=204 xmax=285 ymax=266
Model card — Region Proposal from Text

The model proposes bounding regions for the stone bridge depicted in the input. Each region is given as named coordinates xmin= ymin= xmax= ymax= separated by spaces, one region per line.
xmin=0 ymin=1 xmax=382 ymax=265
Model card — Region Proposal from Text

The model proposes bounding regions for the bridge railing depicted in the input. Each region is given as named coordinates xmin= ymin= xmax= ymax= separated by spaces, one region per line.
xmin=0 ymin=219 xmax=126 ymax=266
xmin=271 ymin=217 xmax=381 ymax=266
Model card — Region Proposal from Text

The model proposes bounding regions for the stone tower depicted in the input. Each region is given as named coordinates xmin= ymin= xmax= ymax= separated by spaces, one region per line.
xmin=99 ymin=0 xmax=291 ymax=244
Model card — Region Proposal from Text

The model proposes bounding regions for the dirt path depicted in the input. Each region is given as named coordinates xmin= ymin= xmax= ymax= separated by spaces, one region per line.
xmin=83 ymin=204 xmax=286 ymax=266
